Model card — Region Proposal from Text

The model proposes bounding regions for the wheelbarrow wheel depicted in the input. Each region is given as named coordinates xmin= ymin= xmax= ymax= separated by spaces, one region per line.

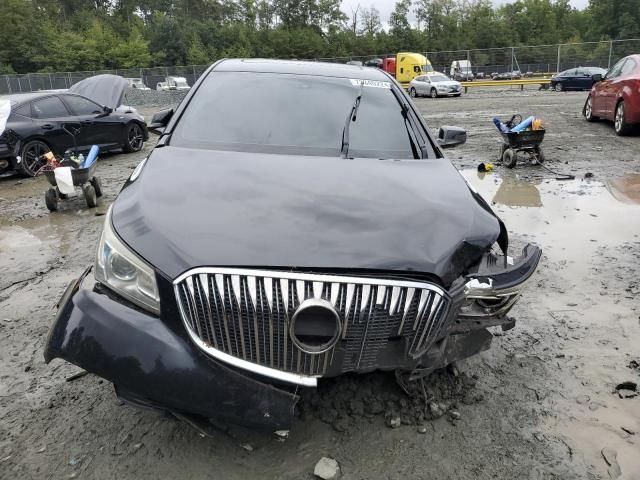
xmin=45 ymin=188 xmax=59 ymax=212
xmin=499 ymin=143 xmax=508 ymax=161
xmin=503 ymin=148 xmax=517 ymax=168
xmin=535 ymin=146 xmax=545 ymax=163
xmin=91 ymin=176 xmax=103 ymax=197
xmin=83 ymin=184 xmax=97 ymax=208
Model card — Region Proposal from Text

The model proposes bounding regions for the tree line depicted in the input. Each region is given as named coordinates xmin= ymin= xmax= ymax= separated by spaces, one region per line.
xmin=0 ymin=0 xmax=638 ymax=74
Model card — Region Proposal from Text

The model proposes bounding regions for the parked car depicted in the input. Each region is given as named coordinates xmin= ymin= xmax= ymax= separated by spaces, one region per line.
xmin=450 ymin=60 xmax=474 ymax=81
xmin=157 ymin=76 xmax=191 ymax=91
xmin=584 ymin=55 xmax=640 ymax=135
xmin=494 ymin=70 xmax=522 ymax=80
xmin=0 ymin=75 xmax=148 ymax=176
xmin=44 ymin=59 xmax=541 ymax=431
xmin=409 ymin=72 xmax=462 ymax=98
xmin=125 ymin=77 xmax=150 ymax=90
xmin=551 ymin=67 xmax=607 ymax=91
xmin=475 ymin=72 xmax=486 ymax=80
xmin=346 ymin=60 xmax=363 ymax=66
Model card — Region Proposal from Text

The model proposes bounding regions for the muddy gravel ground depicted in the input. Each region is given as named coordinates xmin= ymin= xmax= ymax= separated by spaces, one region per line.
xmin=1 ymin=88 xmax=639 ymax=480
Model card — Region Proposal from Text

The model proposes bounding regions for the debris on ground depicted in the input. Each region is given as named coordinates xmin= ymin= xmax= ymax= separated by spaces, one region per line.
xmin=314 ymin=457 xmax=340 ymax=480
xmin=614 ymin=382 xmax=638 ymax=399
xmin=297 ymin=370 xmax=478 ymax=431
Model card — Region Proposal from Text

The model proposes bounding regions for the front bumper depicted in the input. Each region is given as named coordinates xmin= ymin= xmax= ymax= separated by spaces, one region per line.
xmin=44 ymin=268 xmax=298 ymax=430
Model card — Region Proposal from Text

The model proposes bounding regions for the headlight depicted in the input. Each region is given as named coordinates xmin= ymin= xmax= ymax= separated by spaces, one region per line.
xmin=95 ymin=206 xmax=160 ymax=314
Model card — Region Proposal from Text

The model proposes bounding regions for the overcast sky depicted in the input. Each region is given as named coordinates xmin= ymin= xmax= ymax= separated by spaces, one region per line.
xmin=341 ymin=0 xmax=589 ymax=26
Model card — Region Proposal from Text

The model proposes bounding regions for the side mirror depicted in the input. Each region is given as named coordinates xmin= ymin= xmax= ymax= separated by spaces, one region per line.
xmin=149 ymin=108 xmax=174 ymax=135
xmin=592 ymin=73 xmax=603 ymax=82
xmin=95 ymin=106 xmax=113 ymax=118
xmin=437 ymin=126 xmax=466 ymax=148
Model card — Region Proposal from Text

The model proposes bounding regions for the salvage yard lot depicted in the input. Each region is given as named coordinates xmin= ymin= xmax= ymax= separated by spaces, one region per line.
xmin=1 ymin=87 xmax=639 ymax=479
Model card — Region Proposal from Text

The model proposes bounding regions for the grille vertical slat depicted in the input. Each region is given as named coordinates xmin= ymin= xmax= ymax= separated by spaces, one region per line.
xmin=175 ymin=269 xmax=450 ymax=382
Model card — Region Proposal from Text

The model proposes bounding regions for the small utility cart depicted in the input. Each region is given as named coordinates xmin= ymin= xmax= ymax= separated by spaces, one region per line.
xmin=497 ymin=115 xmax=546 ymax=168
xmin=42 ymin=124 xmax=103 ymax=211
xmin=44 ymin=158 xmax=102 ymax=211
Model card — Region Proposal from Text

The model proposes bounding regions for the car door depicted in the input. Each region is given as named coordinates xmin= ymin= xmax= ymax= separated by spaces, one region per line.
xmin=421 ymin=76 xmax=432 ymax=95
xmin=594 ymin=59 xmax=626 ymax=118
xmin=60 ymin=94 xmax=116 ymax=149
xmin=573 ymin=69 xmax=591 ymax=90
xmin=29 ymin=95 xmax=76 ymax=154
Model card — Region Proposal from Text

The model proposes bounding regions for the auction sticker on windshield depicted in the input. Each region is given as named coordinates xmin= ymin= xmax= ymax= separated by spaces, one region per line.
xmin=350 ymin=79 xmax=391 ymax=88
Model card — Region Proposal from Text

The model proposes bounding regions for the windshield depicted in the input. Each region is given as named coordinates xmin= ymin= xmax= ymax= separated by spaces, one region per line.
xmin=171 ymin=72 xmax=419 ymax=159
xmin=430 ymin=75 xmax=450 ymax=82
xmin=423 ymin=64 xmax=433 ymax=72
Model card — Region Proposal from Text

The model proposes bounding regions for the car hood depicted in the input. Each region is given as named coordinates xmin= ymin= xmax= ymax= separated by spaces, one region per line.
xmin=69 ymin=74 xmax=128 ymax=109
xmin=112 ymin=147 xmax=502 ymax=286
xmin=434 ymin=81 xmax=460 ymax=87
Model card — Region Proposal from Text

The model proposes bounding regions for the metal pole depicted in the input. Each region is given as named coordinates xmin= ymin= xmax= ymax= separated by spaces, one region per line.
xmin=49 ymin=73 xmax=53 ymax=90
xmin=556 ymin=44 xmax=561 ymax=73
xmin=608 ymin=40 xmax=613 ymax=69
xmin=27 ymin=74 xmax=32 ymax=92
xmin=511 ymin=47 xmax=514 ymax=75
xmin=5 ymin=76 xmax=11 ymax=94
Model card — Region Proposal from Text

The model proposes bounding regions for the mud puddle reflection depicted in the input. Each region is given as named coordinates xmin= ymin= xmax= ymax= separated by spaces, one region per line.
xmin=463 ymin=169 xmax=640 ymax=478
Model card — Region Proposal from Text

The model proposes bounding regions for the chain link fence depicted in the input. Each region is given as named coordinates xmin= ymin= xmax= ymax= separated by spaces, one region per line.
xmin=1 ymin=39 xmax=639 ymax=94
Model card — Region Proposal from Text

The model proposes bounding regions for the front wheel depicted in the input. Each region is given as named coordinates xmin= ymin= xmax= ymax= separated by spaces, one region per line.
xmin=90 ymin=176 xmax=103 ymax=197
xmin=503 ymin=148 xmax=517 ymax=168
xmin=45 ymin=188 xmax=58 ymax=211
xmin=614 ymin=101 xmax=633 ymax=136
xmin=83 ymin=184 xmax=97 ymax=208
xmin=554 ymin=83 xmax=564 ymax=92
xmin=535 ymin=146 xmax=545 ymax=164
xmin=584 ymin=95 xmax=598 ymax=122
xmin=430 ymin=88 xmax=437 ymax=99
xmin=123 ymin=123 xmax=144 ymax=153
xmin=409 ymin=87 xmax=417 ymax=98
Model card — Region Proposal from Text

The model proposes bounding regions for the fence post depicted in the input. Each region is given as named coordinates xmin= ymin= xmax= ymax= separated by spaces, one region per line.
xmin=511 ymin=47 xmax=514 ymax=74
xmin=5 ymin=76 xmax=11 ymax=94
xmin=608 ymin=40 xmax=613 ymax=69
xmin=556 ymin=44 xmax=561 ymax=73
xmin=49 ymin=73 xmax=53 ymax=90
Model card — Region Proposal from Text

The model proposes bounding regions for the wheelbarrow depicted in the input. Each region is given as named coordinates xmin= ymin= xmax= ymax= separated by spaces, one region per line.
xmin=43 ymin=124 xmax=103 ymax=211
xmin=497 ymin=115 xmax=546 ymax=168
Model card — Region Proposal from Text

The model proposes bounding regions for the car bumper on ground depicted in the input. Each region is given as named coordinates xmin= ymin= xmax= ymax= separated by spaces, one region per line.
xmin=44 ymin=267 xmax=299 ymax=430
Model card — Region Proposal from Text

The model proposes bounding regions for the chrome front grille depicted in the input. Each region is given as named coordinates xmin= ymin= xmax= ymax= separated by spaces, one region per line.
xmin=174 ymin=268 xmax=450 ymax=386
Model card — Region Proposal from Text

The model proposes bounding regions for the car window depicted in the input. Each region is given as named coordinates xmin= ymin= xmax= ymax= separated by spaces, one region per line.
xmin=31 ymin=96 xmax=69 ymax=119
xmin=620 ymin=59 xmax=636 ymax=75
xmin=429 ymin=75 xmax=449 ymax=82
xmin=62 ymin=95 xmax=102 ymax=115
xmin=172 ymin=72 xmax=418 ymax=159
xmin=14 ymin=104 xmax=31 ymax=117
xmin=605 ymin=59 xmax=626 ymax=79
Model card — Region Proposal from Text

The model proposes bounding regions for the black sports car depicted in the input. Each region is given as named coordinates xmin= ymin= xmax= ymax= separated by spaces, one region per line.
xmin=45 ymin=59 xmax=541 ymax=431
xmin=0 ymin=75 xmax=148 ymax=176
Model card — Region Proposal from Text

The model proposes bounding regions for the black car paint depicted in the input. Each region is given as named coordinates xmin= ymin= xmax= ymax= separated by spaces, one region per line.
xmin=45 ymin=59 xmax=540 ymax=430
xmin=0 ymin=92 xmax=148 ymax=170
xmin=44 ymin=270 xmax=298 ymax=429
xmin=112 ymin=147 xmax=500 ymax=288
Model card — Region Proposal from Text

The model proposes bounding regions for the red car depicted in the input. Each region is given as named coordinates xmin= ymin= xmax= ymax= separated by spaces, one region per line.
xmin=584 ymin=54 xmax=640 ymax=135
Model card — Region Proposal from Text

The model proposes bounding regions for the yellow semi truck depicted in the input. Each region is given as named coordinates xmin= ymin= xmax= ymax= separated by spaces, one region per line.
xmin=383 ymin=53 xmax=434 ymax=86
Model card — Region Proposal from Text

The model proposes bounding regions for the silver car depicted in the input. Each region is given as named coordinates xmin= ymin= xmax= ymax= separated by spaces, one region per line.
xmin=409 ymin=73 xmax=462 ymax=98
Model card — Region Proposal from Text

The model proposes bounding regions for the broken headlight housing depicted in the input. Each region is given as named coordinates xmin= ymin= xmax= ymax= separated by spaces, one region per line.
xmin=94 ymin=206 xmax=160 ymax=314
xmin=459 ymin=280 xmax=521 ymax=319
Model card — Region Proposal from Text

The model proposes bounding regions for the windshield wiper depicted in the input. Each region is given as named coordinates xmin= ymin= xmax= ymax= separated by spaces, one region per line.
xmin=340 ymin=83 xmax=364 ymax=159
xmin=389 ymin=85 xmax=420 ymax=159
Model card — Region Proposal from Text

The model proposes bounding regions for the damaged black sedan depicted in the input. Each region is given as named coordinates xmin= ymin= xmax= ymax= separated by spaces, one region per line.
xmin=45 ymin=59 xmax=541 ymax=431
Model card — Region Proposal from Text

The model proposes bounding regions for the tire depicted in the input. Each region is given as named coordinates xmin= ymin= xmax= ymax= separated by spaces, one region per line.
xmin=535 ymin=146 xmax=545 ymax=164
xmin=83 ymin=184 xmax=97 ymax=208
xmin=17 ymin=139 xmax=51 ymax=177
xmin=554 ymin=83 xmax=564 ymax=92
xmin=614 ymin=100 xmax=633 ymax=136
xmin=91 ymin=176 xmax=103 ymax=197
xmin=409 ymin=87 xmax=417 ymax=98
xmin=430 ymin=88 xmax=438 ymax=99
xmin=45 ymin=188 xmax=58 ymax=211
xmin=499 ymin=143 xmax=508 ymax=162
xmin=584 ymin=95 xmax=598 ymax=122
xmin=453 ymin=93 xmax=461 ymax=97
xmin=502 ymin=148 xmax=517 ymax=168
xmin=123 ymin=123 xmax=145 ymax=153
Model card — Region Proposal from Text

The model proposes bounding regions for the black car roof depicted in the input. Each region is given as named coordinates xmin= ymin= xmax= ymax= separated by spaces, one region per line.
xmin=214 ymin=58 xmax=392 ymax=81
xmin=5 ymin=91 xmax=94 ymax=108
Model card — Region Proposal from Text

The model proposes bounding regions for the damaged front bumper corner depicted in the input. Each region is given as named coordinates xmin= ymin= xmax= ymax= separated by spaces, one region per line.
xmin=452 ymin=244 xmax=542 ymax=333
xmin=44 ymin=267 xmax=299 ymax=430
